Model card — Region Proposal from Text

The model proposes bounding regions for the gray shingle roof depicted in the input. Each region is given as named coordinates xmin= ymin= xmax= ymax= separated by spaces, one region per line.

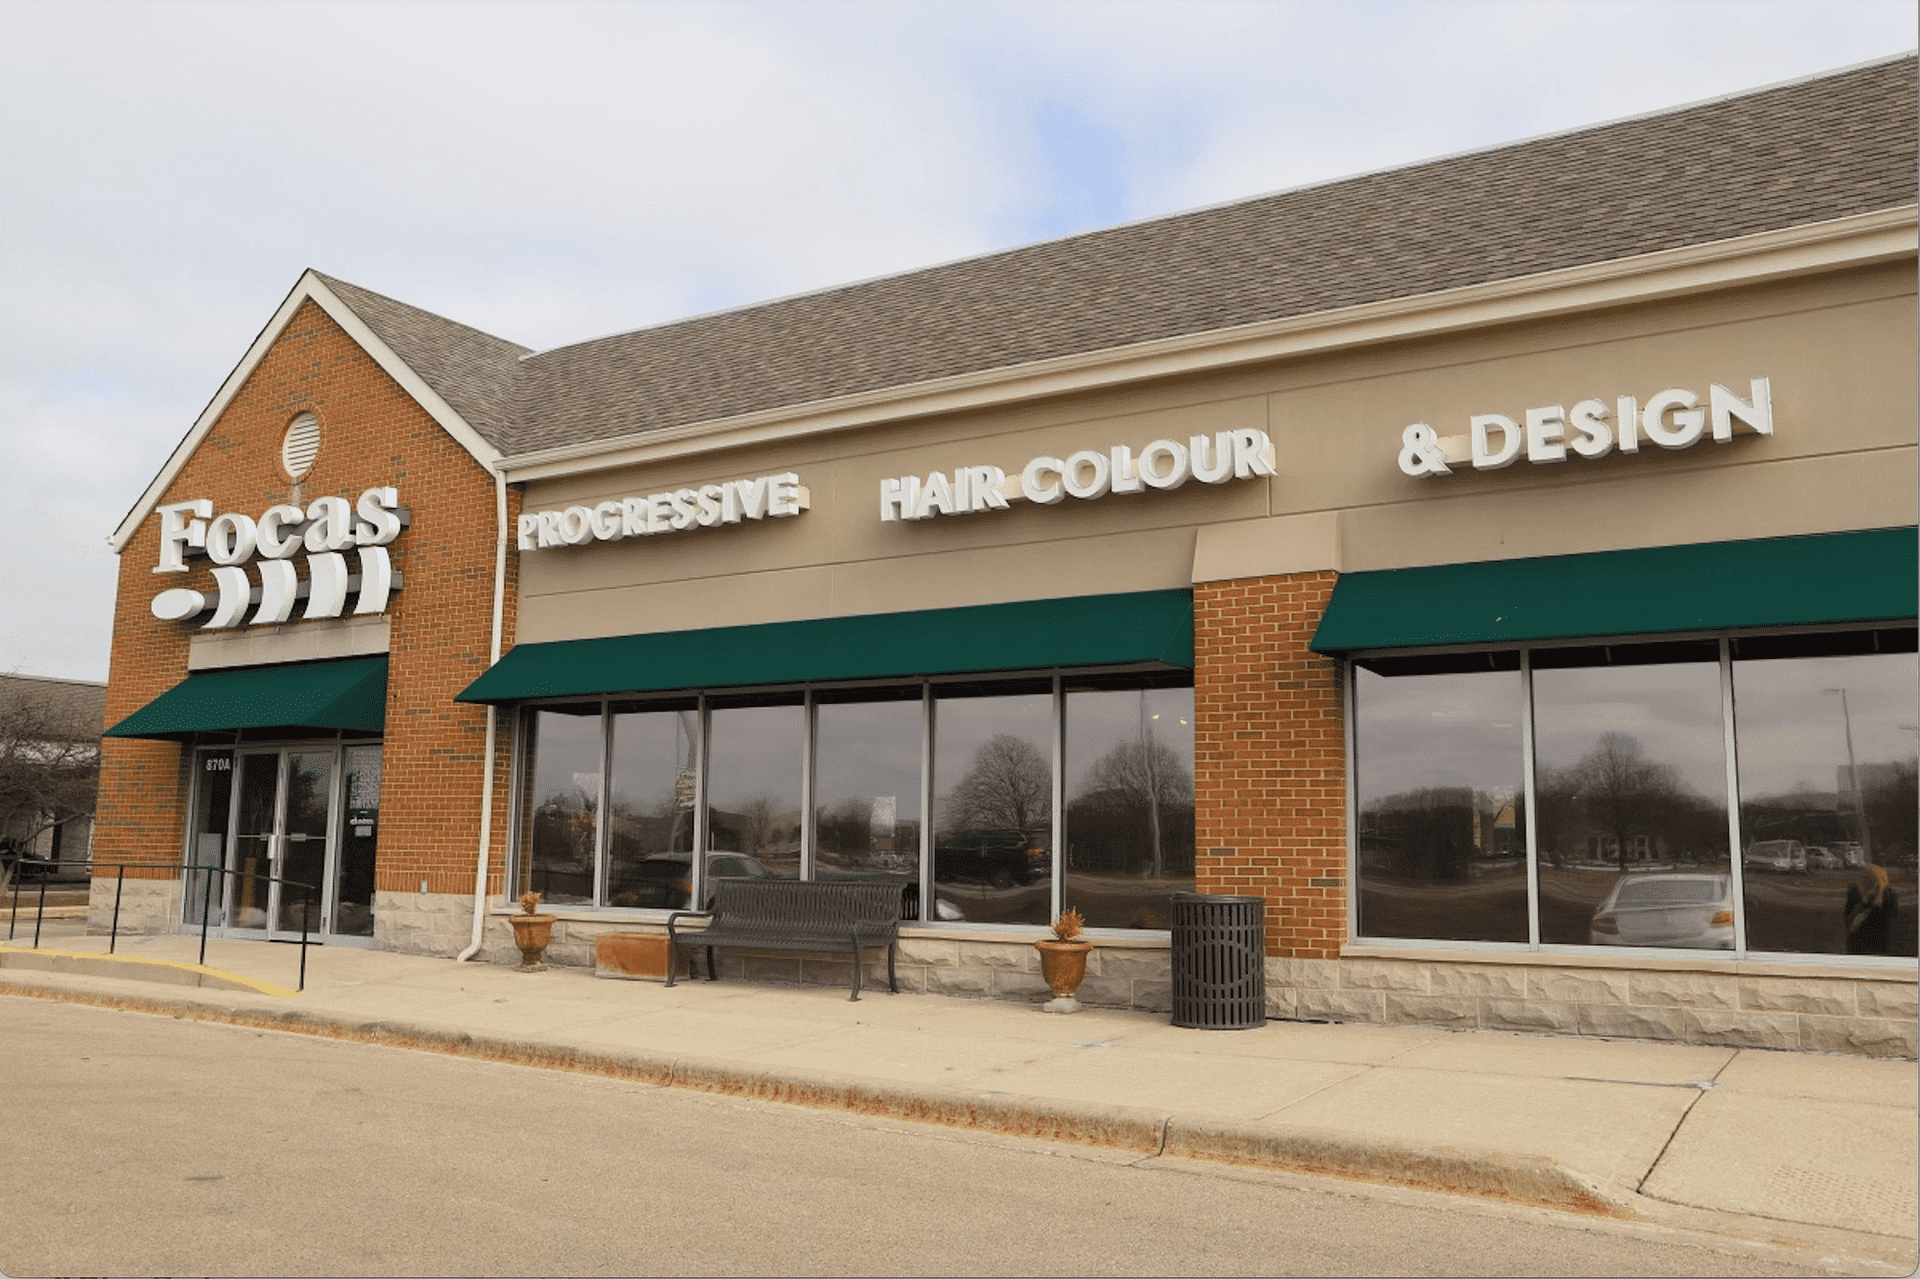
xmin=0 ymin=675 xmax=108 ymax=738
xmin=328 ymin=56 xmax=1918 ymax=459
xmin=315 ymin=274 xmax=531 ymax=450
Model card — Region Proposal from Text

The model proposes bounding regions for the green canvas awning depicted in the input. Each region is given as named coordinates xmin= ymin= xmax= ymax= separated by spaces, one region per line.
xmin=105 ymin=656 xmax=389 ymax=741
xmin=1310 ymin=528 xmax=1918 ymax=654
xmin=458 ymin=590 xmax=1193 ymax=704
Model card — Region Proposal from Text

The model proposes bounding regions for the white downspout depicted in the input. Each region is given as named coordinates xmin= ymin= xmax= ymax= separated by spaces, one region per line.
xmin=457 ymin=467 xmax=510 ymax=962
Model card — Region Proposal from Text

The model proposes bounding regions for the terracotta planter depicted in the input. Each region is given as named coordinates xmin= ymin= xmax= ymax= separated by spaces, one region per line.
xmin=510 ymin=913 xmax=557 ymax=971
xmin=1034 ymin=938 xmax=1092 ymax=1007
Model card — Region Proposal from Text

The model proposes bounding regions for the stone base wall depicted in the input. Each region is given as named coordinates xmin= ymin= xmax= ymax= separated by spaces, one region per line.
xmin=352 ymin=899 xmax=1917 ymax=1057
xmin=374 ymin=891 xmax=517 ymax=962
xmin=85 ymin=877 xmax=180 ymax=936
xmin=1282 ymin=950 xmax=1918 ymax=1059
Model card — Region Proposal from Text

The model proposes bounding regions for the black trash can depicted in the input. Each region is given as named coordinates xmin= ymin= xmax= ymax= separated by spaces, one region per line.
xmin=1169 ymin=892 xmax=1267 ymax=1029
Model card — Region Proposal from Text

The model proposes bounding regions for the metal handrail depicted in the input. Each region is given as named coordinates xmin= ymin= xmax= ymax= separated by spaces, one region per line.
xmin=5 ymin=859 xmax=316 ymax=992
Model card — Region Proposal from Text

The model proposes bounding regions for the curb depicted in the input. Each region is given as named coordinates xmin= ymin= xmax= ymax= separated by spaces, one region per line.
xmin=0 ymin=973 xmax=1631 ymax=1218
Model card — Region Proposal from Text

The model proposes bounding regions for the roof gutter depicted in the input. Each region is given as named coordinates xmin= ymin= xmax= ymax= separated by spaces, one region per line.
xmin=497 ymin=205 xmax=1917 ymax=484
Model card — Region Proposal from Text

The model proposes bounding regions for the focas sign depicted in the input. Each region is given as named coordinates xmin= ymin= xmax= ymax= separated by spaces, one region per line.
xmin=880 ymin=429 xmax=1277 ymax=521
xmin=1396 ymin=377 xmax=1773 ymax=478
xmin=149 ymin=487 xmax=408 ymax=629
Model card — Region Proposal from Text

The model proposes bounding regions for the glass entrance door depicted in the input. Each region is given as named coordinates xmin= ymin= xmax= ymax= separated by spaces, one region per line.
xmin=224 ymin=748 xmax=337 ymax=940
xmin=275 ymin=750 xmax=334 ymax=938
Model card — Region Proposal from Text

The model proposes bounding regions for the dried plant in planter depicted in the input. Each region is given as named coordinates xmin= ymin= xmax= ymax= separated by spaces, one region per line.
xmin=1037 ymin=908 xmax=1091 ymax=1013
xmin=511 ymin=891 xmax=555 ymax=971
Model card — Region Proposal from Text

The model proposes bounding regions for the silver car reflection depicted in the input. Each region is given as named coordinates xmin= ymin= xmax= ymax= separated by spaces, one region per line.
xmin=1588 ymin=873 xmax=1734 ymax=949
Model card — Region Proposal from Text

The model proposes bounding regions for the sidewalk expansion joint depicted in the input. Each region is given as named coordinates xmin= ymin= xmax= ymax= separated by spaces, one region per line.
xmin=1633 ymin=1050 xmax=1740 ymax=1196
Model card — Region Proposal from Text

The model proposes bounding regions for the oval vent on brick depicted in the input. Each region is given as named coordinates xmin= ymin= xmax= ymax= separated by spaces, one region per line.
xmin=282 ymin=413 xmax=321 ymax=480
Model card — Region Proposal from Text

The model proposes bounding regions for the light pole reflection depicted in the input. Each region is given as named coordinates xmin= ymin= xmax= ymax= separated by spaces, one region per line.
xmin=1823 ymin=687 xmax=1872 ymax=863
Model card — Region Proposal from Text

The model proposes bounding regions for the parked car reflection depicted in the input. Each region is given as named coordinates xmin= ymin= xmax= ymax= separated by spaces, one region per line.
xmin=1743 ymin=839 xmax=1808 ymax=875
xmin=1589 ymin=873 xmax=1734 ymax=948
xmin=934 ymin=829 xmax=1044 ymax=888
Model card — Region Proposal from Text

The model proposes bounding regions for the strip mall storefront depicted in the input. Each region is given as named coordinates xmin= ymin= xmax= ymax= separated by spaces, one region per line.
xmin=98 ymin=59 xmax=1918 ymax=1055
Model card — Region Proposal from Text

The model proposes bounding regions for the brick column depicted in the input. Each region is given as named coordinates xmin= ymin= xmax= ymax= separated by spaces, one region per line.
xmin=1192 ymin=572 xmax=1347 ymax=958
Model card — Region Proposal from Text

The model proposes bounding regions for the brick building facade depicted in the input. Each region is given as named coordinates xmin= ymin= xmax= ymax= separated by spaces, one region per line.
xmin=101 ymin=59 xmax=1917 ymax=1054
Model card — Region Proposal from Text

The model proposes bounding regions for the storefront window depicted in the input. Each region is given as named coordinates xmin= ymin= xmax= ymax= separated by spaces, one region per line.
xmin=1532 ymin=642 xmax=1729 ymax=949
xmin=813 ymin=688 xmax=922 ymax=911
xmin=515 ymin=705 xmax=603 ymax=905
xmin=1354 ymin=654 xmax=1527 ymax=943
xmin=1732 ymin=632 xmax=1918 ymax=957
xmin=932 ymin=681 xmax=1054 ymax=926
xmin=509 ymin=671 xmax=1193 ymax=929
xmin=705 ymin=694 xmax=805 ymax=884
xmin=1352 ymin=627 xmax=1917 ymax=958
xmin=604 ymin=699 xmax=698 ymax=909
xmin=1064 ymin=674 xmax=1195 ymax=930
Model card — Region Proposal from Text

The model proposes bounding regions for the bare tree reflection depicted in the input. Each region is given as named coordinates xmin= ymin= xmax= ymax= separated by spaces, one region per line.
xmin=1069 ymin=737 xmax=1194 ymax=876
xmin=944 ymin=734 xmax=1049 ymax=834
xmin=1360 ymin=787 xmax=1506 ymax=881
xmin=1536 ymin=732 xmax=1723 ymax=870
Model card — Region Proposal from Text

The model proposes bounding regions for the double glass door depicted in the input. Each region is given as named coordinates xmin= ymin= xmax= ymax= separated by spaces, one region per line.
xmin=187 ymin=742 xmax=381 ymax=942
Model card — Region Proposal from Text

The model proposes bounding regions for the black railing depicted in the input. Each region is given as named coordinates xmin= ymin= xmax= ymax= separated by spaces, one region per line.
xmin=5 ymin=860 xmax=316 ymax=992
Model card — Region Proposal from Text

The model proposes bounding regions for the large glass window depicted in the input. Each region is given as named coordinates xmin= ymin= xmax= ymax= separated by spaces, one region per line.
xmin=510 ymin=670 xmax=1194 ymax=930
xmin=1354 ymin=654 xmax=1527 ymax=943
xmin=1064 ymin=674 xmax=1195 ymax=930
xmin=1532 ymin=642 xmax=1730 ymax=949
xmin=814 ymin=687 xmax=922 ymax=910
xmin=514 ymin=705 xmax=603 ymax=905
xmin=1731 ymin=632 xmax=1918 ymax=957
xmin=933 ymin=681 xmax=1054 ymax=927
xmin=604 ymin=699 xmax=698 ymax=909
xmin=706 ymin=694 xmax=805 ymax=882
xmin=1352 ymin=627 xmax=1917 ymax=959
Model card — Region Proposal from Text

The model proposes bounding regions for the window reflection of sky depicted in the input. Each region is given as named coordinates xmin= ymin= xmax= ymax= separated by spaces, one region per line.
xmin=1734 ymin=653 xmax=1919 ymax=799
xmin=1355 ymin=669 xmax=1520 ymax=802
xmin=610 ymin=708 xmax=694 ymax=815
xmin=1067 ymin=686 xmax=1194 ymax=801
xmin=707 ymin=703 xmax=803 ymax=813
xmin=816 ymin=698 xmax=922 ymax=827
xmin=1533 ymin=663 xmax=1726 ymax=797
xmin=529 ymin=709 xmax=600 ymax=808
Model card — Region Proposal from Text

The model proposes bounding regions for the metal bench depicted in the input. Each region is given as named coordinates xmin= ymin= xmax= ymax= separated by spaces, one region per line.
xmin=665 ymin=879 xmax=903 ymax=1000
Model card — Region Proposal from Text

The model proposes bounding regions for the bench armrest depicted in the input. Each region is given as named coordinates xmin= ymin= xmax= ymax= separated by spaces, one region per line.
xmin=666 ymin=910 xmax=712 ymax=940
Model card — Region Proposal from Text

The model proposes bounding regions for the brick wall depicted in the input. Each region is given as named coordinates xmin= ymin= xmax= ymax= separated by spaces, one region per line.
xmin=1192 ymin=572 xmax=1347 ymax=958
xmin=98 ymin=300 xmax=518 ymax=900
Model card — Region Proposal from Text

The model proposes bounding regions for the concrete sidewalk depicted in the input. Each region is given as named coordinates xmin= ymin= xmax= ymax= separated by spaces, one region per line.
xmin=3 ymin=928 xmax=1915 ymax=1272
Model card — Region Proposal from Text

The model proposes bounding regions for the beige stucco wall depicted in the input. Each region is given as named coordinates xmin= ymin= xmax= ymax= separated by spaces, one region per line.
xmin=516 ymin=261 xmax=1916 ymax=644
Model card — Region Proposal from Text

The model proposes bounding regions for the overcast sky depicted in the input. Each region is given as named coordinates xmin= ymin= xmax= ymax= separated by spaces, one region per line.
xmin=2 ymin=0 xmax=1913 ymax=684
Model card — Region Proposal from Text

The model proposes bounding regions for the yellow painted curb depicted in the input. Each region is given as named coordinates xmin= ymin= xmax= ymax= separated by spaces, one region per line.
xmin=0 ymin=943 xmax=299 ymax=999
